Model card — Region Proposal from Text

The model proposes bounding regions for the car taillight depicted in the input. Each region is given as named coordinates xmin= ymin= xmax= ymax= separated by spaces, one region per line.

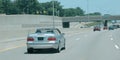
xmin=27 ymin=37 xmax=34 ymax=41
xmin=48 ymin=37 xmax=56 ymax=41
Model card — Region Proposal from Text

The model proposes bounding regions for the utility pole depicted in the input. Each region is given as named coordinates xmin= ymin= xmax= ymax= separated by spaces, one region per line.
xmin=52 ymin=0 xmax=55 ymax=28
xmin=87 ymin=0 xmax=89 ymax=22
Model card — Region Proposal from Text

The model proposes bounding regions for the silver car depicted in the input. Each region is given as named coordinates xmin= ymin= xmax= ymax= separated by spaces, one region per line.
xmin=27 ymin=28 xmax=65 ymax=53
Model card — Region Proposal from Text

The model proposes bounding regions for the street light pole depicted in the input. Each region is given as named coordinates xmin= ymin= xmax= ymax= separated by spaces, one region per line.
xmin=87 ymin=0 xmax=89 ymax=22
xmin=52 ymin=0 xmax=55 ymax=28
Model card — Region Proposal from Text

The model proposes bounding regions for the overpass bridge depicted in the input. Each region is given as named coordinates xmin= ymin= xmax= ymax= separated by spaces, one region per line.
xmin=62 ymin=15 xmax=120 ymax=28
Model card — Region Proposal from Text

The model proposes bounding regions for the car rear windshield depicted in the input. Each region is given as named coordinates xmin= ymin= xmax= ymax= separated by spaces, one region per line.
xmin=35 ymin=29 xmax=54 ymax=33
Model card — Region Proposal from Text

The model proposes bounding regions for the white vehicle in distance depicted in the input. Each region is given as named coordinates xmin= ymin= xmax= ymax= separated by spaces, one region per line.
xmin=27 ymin=28 xmax=66 ymax=53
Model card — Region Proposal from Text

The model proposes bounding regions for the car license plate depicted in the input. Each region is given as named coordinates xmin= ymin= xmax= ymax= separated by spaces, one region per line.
xmin=38 ymin=37 xmax=44 ymax=41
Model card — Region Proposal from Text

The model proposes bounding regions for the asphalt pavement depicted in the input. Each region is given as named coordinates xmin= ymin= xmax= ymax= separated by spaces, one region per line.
xmin=0 ymin=28 xmax=120 ymax=60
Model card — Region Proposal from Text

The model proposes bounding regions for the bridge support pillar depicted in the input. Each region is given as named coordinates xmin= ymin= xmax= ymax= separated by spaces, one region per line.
xmin=103 ymin=20 xmax=108 ymax=30
xmin=62 ymin=22 xmax=70 ymax=28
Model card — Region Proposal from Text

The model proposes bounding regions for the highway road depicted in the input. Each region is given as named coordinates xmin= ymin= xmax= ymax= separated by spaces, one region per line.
xmin=0 ymin=28 xmax=120 ymax=60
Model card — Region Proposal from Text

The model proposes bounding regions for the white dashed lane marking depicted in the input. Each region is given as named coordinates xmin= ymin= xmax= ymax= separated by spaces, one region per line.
xmin=110 ymin=38 xmax=113 ymax=41
xmin=115 ymin=45 xmax=119 ymax=50
xmin=76 ymin=38 xmax=80 ymax=40
xmin=109 ymin=35 xmax=120 ymax=50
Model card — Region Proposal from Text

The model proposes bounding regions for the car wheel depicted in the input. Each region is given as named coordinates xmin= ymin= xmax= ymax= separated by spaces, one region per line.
xmin=27 ymin=48 xmax=34 ymax=53
xmin=55 ymin=43 xmax=61 ymax=53
xmin=62 ymin=46 xmax=66 ymax=50
xmin=62 ymin=42 xmax=66 ymax=50
xmin=56 ymin=47 xmax=60 ymax=53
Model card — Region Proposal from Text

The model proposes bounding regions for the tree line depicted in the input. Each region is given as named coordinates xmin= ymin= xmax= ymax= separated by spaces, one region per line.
xmin=0 ymin=0 xmax=101 ymax=17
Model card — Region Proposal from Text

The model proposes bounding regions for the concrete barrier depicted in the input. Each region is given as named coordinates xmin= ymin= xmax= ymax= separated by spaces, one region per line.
xmin=0 ymin=15 xmax=62 ymax=41
xmin=0 ymin=15 xmax=62 ymax=28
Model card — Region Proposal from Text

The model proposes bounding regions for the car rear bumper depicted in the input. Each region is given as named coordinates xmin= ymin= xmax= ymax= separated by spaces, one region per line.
xmin=27 ymin=42 xmax=59 ymax=49
xmin=94 ymin=29 xmax=100 ymax=31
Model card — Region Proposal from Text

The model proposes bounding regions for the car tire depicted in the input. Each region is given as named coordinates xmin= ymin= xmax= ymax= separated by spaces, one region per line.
xmin=55 ymin=43 xmax=61 ymax=53
xmin=27 ymin=48 xmax=33 ymax=53
xmin=62 ymin=42 xmax=66 ymax=50
xmin=56 ymin=47 xmax=60 ymax=53
xmin=62 ymin=46 xmax=66 ymax=50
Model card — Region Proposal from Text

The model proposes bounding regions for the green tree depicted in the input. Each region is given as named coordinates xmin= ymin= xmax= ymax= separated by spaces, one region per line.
xmin=40 ymin=1 xmax=63 ymax=16
xmin=8 ymin=1 xmax=20 ymax=14
xmin=75 ymin=7 xmax=84 ymax=16
xmin=0 ymin=0 xmax=87 ymax=16
xmin=62 ymin=7 xmax=85 ymax=17
xmin=15 ymin=0 xmax=40 ymax=14
xmin=88 ymin=12 xmax=101 ymax=16
xmin=2 ymin=0 xmax=12 ymax=14
xmin=0 ymin=0 xmax=4 ymax=13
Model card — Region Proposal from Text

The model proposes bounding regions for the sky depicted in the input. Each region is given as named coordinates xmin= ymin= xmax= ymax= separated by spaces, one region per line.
xmin=38 ymin=0 xmax=120 ymax=15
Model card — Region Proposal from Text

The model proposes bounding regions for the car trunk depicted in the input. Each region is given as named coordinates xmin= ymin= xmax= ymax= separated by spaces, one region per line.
xmin=29 ymin=33 xmax=55 ymax=43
